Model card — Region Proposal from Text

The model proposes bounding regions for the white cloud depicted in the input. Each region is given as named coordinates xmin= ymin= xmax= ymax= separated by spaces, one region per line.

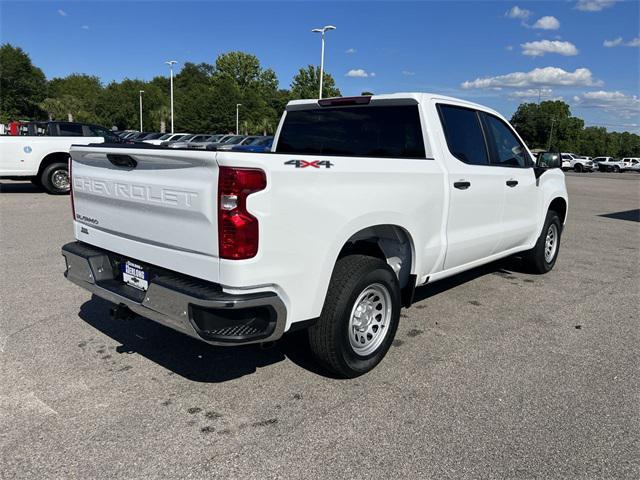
xmin=506 ymin=45 xmax=514 ymax=51
xmin=604 ymin=37 xmax=623 ymax=47
xmin=604 ymin=36 xmax=640 ymax=47
xmin=402 ymin=70 xmax=415 ymax=76
xmin=532 ymin=16 xmax=560 ymax=30
xmin=81 ymin=25 xmax=89 ymax=30
xmin=509 ymin=88 xmax=554 ymax=99
xmin=505 ymin=6 xmax=531 ymax=19
xmin=573 ymin=91 xmax=640 ymax=118
xmin=345 ymin=48 xmax=356 ymax=54
xmin=462 ymin=66 xmax=602 ymax=89
xmin=345 ymin=69 xmax=372 ymax=78
xmin=507 ymin=89 xmax=562 ymax=102
xmin=521 ymin=40 xmax=578 ymax=57
xmin=57 ymin=9 xmax=67 ymax=16
xmin=575 ymin=0 xmax=618 ymax=12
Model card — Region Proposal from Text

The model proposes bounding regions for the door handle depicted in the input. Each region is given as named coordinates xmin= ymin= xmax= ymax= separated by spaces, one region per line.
xmin=506 ymin=180 xmax=518 ymax=187
xmin=453 ymin=181 xmax=471 ymax=190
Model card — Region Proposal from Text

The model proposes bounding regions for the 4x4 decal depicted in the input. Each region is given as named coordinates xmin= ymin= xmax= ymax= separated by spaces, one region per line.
xmin=284 ymin=159 xmax=334 ymax=169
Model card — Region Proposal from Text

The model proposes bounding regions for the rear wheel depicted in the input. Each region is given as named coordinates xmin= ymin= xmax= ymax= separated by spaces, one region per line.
xmin=522 ymin=210 xmax=562 ymax=274
xmin=41 ymin=160 xmax=70 ymax=194
xmin=613 ymin=165 xmax=621 ymax=173
xmin=308 ymin=255 xmax=401 ymax=378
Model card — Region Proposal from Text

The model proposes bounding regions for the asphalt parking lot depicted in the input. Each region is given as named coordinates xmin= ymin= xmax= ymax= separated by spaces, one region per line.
xmin=1 ymin=173 xmax=638 ymax=479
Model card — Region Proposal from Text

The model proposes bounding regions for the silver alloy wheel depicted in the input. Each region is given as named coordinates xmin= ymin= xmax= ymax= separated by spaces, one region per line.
xmin=51 ymin=169 xmax=70 ymax=190
xmin=544 ymin=223 xmax=558 ymax=263
xmin=348 ymin=283 xmax=392 ymax=356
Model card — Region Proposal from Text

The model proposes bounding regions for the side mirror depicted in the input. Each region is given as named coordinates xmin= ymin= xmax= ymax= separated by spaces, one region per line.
xmin=536 ymin=152 xmax=562 ymax=169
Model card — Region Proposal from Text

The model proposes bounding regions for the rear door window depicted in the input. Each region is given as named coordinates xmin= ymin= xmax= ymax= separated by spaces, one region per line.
xmin=437 ymin=104 xmax=488 ymax=165
xmin=276 ymin=105 xmax=426 ymax=159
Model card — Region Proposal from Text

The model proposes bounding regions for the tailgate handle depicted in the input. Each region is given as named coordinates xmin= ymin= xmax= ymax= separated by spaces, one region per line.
xmin=107 ymin=154 xmax=137 ymax=169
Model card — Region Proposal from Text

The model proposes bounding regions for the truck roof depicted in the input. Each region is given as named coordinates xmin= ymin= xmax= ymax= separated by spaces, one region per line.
xmin=286 ymin=92 xmax=503 ymax=118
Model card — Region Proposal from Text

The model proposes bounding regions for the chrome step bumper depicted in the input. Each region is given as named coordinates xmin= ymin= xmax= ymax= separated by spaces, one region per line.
xmin=61 ymin=242 xmax=287 ymax=346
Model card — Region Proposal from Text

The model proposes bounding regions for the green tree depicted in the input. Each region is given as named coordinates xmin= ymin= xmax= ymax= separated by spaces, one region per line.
xmin=0 ymin=43 xmax=47 ymax=121
xmin=511 ymin=100 xmax=583 ymax=152
xmin=40 ymin=95 xmax=82 ymax=121
xmin=290 ymin=65 xmax=340 ymax=100
xmin=214 ymin=51 xmax=277 ymax=93
xmin=47 ymin=74 xmax=103 ymax=122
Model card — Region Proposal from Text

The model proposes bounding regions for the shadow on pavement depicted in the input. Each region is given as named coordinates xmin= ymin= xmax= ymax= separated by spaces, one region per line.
xmin=412 ymin=255 xmax=529 ymax=303
xmin=78 ymin=295 xmax=334 ymax=383
xmin=0 ymin=181 xmax=43 ymax=193
xmin=78 ymin=256 xmax=531 ymax=383
xmin=598 ymin=209 xmax=640 ymax=223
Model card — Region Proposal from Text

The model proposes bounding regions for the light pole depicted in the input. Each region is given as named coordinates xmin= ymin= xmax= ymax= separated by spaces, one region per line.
xmin=165 ymin=60 xmax=177 ymax=133
xmin=236 ymin=103 xmax=242 ymax=135
xmin=311 ymin=25 xmax=336 ymax=99
xmin=139 ymin=90 xmax=144 ymax=132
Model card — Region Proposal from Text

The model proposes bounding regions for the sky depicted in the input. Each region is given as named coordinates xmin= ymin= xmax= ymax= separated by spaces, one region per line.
xmin=1 ymin=0 xmax=639 ymax=132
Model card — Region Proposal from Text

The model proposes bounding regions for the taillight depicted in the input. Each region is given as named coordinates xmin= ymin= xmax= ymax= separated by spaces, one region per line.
xmin=218 ymin=167 xmax=266 ymax=260
xmin=69 ymin=156 xmax=75 ymax=220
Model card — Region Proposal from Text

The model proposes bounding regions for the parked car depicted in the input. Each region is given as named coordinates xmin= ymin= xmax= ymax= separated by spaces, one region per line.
xmin=204 ymin=135 xmax=247 ymax=150
xmin=185 ymin=134 xmax=225 ymax=150
xmin=0 ymin=121 xmax=122 ymax=194
xmin=561 ymin=153 xmax=593 ymax=172
xmin=160 ymin=133 xmax=201 ymax=147
xmin=216 ymin=136 xmax=263 ymax=151
xmin=231 ymin=136 xmax=274 ymax=153
xmin=137 ymin=133 xmax=163 ymax=141
xmin=63 ymin=92 xmax=567 ymax=378
xmin=144 ymin=132 xmax=190 ymax=145
xmin=167 ymin=134 xmax=213 ymax=149
xmin=594 ymin=157 xmax=626 ymax=172
xmin=621 ymin=158 xmax=640 ymax=171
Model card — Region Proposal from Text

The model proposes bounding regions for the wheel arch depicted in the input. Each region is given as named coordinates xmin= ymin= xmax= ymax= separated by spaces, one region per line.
xmin=548 ymin=196 xmax=567 ymax=225
xmin=37 ymin=151 xmax=71 ymax=178
xmin=336 ymin=224 xmax=417 ymax=307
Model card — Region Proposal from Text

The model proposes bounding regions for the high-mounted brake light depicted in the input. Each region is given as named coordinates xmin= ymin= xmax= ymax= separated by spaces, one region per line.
xmin=218 ymin=167 xmax=266 ymax=260
xmin=69 ymin=156 xmax=75 ymax=220
xmin=318 ymin=95 xmax=372 ymax=107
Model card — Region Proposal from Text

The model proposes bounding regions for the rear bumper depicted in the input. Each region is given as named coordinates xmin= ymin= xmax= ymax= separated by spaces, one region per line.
xmin=61 ymin=242 xmax=287 ymax=346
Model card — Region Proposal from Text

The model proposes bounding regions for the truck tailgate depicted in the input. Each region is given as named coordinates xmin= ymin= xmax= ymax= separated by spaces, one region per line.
xmin=70 ymin=145 xmax=220 ymax=280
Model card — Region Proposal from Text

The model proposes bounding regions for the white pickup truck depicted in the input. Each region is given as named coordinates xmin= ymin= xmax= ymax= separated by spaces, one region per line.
xmin=561 ymin=153 xmax=593 ymax=173
xmin=594 ymin=156 xmax=626 ymax=172
xmin=0 ymin=122 xmax=120 ymax=194
xmin=61 ymin=93 xmax=568 ymax=377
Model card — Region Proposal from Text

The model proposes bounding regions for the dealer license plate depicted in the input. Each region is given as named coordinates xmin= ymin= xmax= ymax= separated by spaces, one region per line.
xmin=120 ymin=260 xmax=149 ymax=291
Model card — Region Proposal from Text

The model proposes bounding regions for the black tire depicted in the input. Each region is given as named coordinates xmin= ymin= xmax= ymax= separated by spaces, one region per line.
xmin=574 ymin=164 xmax=583 ymax=173
xmin=41 ymin=160 xmax=70 ymax=194
xmin=613 ymin=165 xmax=620 ymax=173
xmin=30 ymin=177 xmax=43 ymax=188
xmin=522 ymin=210 xmax=562 ymax=274
xmin=308 ymin=255 xmax=401 ymax=378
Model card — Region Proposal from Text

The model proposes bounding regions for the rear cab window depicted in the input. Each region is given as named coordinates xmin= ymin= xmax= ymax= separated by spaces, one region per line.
xmin=276 ymin=104 xmax=426 ymax=159
xmin=57 ymin=123 xmax=84 ymax=136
